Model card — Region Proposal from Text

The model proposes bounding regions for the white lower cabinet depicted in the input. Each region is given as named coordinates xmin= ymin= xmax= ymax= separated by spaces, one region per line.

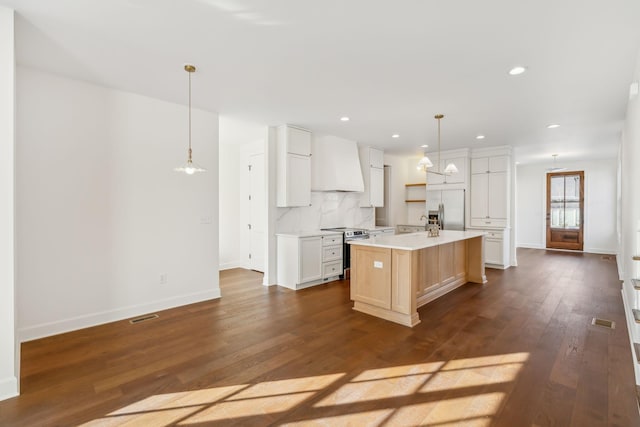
xmin=299 ymin=237 xmax=322 ymax=283
xmin=321 ymin=234 xmax=343 ymax=280
xmin=277 ymin=233 xmax=343 ymax=289
xmin=469 ymin=228 xmax=510 ymax=269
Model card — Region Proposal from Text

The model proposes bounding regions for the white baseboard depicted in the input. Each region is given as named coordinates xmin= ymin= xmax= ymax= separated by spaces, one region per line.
xmin=517 ymin=244 xmax=616 ymax=256
xmin=219 ymin=261 xmax=243 ymax=270
xmin=583 ymin=247 xmax=616 ymax=255
xmin=0 ymin=376 xmax=18 ymax=402
xmin=19 ymin=288 xmax=221 ymax=343
xmin=516 ymin=243 xmax=545 ymax=249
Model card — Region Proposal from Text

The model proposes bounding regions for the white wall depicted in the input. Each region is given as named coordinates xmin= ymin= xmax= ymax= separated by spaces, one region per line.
xmin=516 ymin=159 xmax=618 ymax=254
xmin=16 ymin=67 xmax=220 ymax=341
xmin=382 ymin=154 xmax=411 ymax=227
xmin=0 ymin=6 xmax=18 ymax=401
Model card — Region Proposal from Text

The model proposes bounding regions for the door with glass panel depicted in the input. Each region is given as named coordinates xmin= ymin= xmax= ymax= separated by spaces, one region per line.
xmin=546 ymin=171 xmax=584 ymax=250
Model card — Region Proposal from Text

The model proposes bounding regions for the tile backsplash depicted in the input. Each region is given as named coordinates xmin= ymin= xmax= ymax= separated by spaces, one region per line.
xmin=277 ymin=192 xmax=374 ymax=232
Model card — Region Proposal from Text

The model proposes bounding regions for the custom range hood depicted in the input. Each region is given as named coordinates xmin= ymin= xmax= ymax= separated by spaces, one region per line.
xmin=311 ymin=134 xmax=364 ymax=192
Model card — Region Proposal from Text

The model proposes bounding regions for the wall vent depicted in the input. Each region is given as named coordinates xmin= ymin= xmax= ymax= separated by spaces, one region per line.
xmin=129 ymin=314 xmax=159 ymax=324
xmin=591 ymin=317 xmax=615 ymax=329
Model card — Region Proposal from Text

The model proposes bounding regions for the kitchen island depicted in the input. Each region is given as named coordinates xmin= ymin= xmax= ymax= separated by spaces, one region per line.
xmin=348 ymin=230 xmax=486 ymax=327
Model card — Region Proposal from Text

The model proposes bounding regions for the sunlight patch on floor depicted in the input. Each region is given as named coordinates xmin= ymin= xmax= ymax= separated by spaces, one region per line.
xmin=386 ymin=392 xmax=505 ymax=426
xmin=81 ymin=353 xmax=528 ymax=426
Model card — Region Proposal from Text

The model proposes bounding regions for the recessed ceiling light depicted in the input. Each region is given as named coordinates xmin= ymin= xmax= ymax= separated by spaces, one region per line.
xmin=476 ymin=135 xmax=485 ymax=140
xmin=340 ymin=116 xmax=350 ymax=122
xmin=508 ymin=66 xmax=527 ymax=75
xmin=421 ymin=144 xmax=429 ymax=148
xmin=547 ymin=124 xmax=560 ymax=129
xmin=392 ymin=134 xmax=400 ymax=138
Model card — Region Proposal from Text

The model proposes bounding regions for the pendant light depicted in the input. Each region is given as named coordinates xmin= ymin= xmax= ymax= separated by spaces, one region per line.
xmin=417 ymin=114 xmax=458 ymax=175
xmin=416 ymin=154 xmax=433 ymax=172
xmin=174 ymin=64 xmax=206 ymax=175
xmin=546 ymin=154 xmax=566 ymax=172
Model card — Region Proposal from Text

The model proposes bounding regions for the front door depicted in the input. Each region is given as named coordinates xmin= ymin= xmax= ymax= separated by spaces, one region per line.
xmin=546 ymin=171 xmax=584 ymax=250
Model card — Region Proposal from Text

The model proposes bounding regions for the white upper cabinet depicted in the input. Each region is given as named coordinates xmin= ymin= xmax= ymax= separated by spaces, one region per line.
xmin=471 ymin=155 xmax=508 ymax=174
xmin=359 ymin=146 xmax=384 ymax=207
xmin=425 ymin=149 xmax=469 ymax=189
xmin=277 ymin=124 xmax=312 ymax=207
xmin=369 ymin=147 xmax=384 ymax=169
xmin=470 ymin=149 xmax=510 ymax=228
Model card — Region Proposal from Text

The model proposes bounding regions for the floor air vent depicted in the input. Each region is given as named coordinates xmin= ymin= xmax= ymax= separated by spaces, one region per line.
xmin=129 ymin=314 xmax=159 ymax=324
xmin=591 ymin=317 xmax=615 ymax=329
xmin=601 ymin=255 xmax=614 ymax=262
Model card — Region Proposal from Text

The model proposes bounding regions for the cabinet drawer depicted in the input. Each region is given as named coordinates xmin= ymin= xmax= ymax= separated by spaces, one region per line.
xmin=470 ymin=218 xmax=507 ymax=228
xmin=323 ymin=261 xmax=343 ymax=279
xmin=323 ymin=245 xmax=343 ymax=262
xmin=397 ymin=225 xmax=423 ymax=233
xmin=485 ymin=230 xmax=504 ymax=239
xmin=322 ymin=234 xmax=342 ymax=246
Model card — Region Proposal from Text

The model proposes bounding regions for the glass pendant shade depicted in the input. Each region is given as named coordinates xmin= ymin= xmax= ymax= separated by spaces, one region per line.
xmin=175 ymin=158 xmax=206 ymax=175
xmin=176 ymin=64 xmax=206 ymax=174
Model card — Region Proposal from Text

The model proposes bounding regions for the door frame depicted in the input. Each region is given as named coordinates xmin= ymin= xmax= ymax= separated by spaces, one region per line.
xmin=546 ymin=170 xmax=584 ymax=251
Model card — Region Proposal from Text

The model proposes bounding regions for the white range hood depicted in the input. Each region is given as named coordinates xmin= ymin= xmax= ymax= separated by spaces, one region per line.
xmin=311 ymin=134 xmax=364 ymax=192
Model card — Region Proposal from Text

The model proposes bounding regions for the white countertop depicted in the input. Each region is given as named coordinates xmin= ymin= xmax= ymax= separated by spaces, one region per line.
xmin=348 ymin=230 xmax=486 ymax=250
xmin=368 ymin=226 xmax=396 ymax=231
xmin=276 ymin=230 xmax=343 ymax=238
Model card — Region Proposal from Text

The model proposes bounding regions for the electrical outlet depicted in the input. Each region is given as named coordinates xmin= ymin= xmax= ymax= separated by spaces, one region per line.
xmin=160 ymin=273 xmax=168 ymax=284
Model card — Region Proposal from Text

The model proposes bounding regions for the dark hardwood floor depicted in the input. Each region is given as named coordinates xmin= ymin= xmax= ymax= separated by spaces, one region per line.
xmin=1 ymin=248 xmax=638 ymax=426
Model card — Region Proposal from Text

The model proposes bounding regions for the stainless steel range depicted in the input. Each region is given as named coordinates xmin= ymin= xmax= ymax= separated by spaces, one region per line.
xmin=321 ymin=227 xmax=370 ymax=277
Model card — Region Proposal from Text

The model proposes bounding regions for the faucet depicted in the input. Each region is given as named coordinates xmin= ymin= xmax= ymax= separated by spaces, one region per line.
xmin=420 ymin=214 xmax=428 ymax=231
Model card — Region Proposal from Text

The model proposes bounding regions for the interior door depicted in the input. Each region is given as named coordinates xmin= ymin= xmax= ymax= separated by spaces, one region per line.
xmin=249 ymin=153 xmax=265 ymax=271
xmin=546 ymin=171 xmax=584 ymax=251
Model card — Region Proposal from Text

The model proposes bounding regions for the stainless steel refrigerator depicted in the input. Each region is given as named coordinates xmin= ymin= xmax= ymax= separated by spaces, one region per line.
xmin=426 ymin=189 xmax=465 ymax=231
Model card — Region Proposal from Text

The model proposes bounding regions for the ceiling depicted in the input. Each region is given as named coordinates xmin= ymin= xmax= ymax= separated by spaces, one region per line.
xmin=2 ymin=0 xmax=640 ymax=164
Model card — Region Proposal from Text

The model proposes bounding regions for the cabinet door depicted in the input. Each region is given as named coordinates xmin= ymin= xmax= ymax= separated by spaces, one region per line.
xmin=470 ymin=173 xmax=489 ymax=219
xmin=299 ymin=237 xmax=322 ymax=283
xmin=488 ymin=172 xmax=507 ymax=219
xmin=287 ymin=153 xmax=311 ymax=207
xmin=443 ymin=157 xmax=466 ymax=184
xmin=427 ymin=162 xmax=445 ymax=185
xmin=471 ymin=157 xmax=489 ymax=174
xmin=369 ymin=148 xmax=384 ymax=168
xmin=489 ymin=156 xmax=508 ymax=173
xmin=370 ymin=167 xmax=384 ymax=207
xmin=485 ymin=238 xmax=503 ymax=265
xmin=287 ymin=127 xmax=311 ymax=156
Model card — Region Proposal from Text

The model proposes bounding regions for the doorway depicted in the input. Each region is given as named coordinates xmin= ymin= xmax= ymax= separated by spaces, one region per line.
xmin=546 ymin=171 xmax=584 ymax=250
xmin=375 ymin=165 xmax=391 ymax=226
xmin=248 ymin=152 xmax=265 ymax=272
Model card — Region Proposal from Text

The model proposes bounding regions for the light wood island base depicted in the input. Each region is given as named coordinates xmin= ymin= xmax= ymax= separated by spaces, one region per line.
xmin=350 ymin=231 xmax=486 ymax=327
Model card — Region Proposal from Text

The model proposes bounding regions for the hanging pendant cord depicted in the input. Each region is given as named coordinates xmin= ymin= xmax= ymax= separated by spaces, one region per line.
xmin=188 ymin=69 xmax=192 ymax=162
xmin=437 ymin=115 xmax=441 ymax=172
